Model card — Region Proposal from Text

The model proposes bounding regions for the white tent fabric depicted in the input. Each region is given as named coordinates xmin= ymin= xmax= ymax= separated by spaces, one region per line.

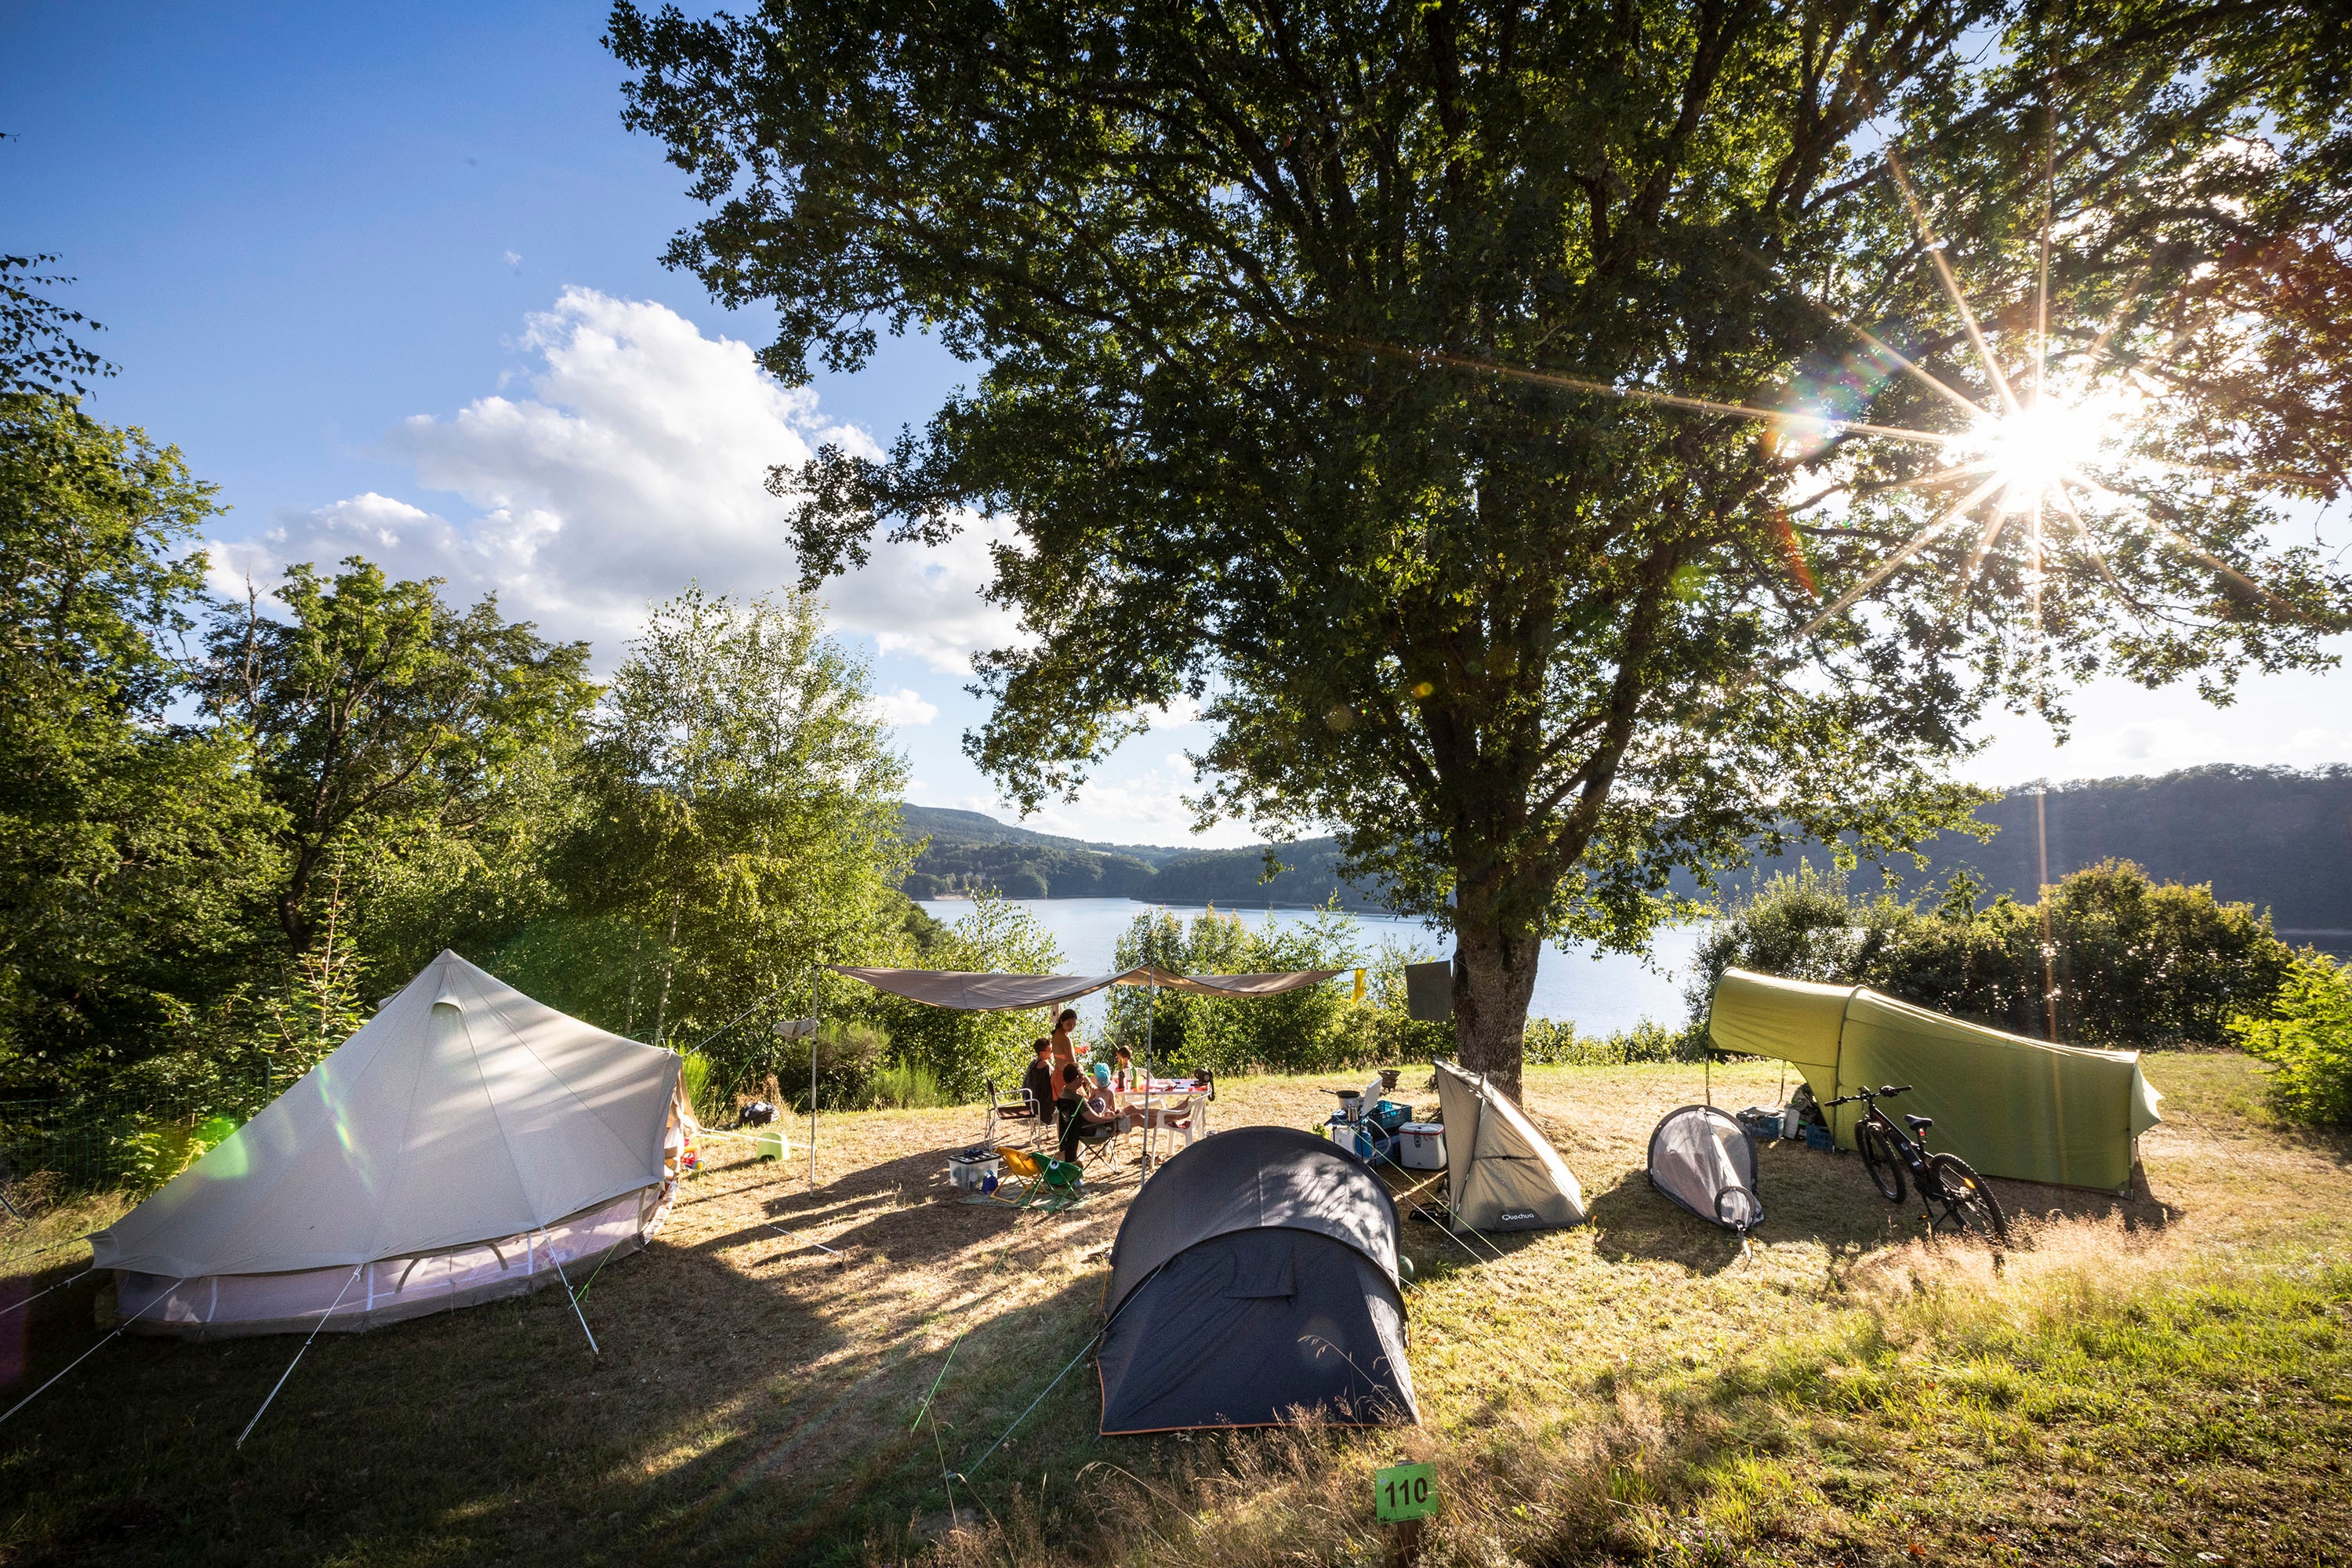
xmin=1646 ymin=1105 xmax=1762 ymax=1232
xmin=832 ymin=964 xmax=1343 ymax=1011
xmin=92 ymin=950 xmax=684 ymax=1338
xmin=1432 ymin=1061 xmax=1588 ymax=1230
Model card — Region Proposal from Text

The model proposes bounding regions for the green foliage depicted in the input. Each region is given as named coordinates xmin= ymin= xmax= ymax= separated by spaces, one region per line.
xmin=865 ymin=1062 xmax=946 ymax=1109
xmin=0 ymin=394 xmax=280 ymax=1087
xmin=1110 ymin=905 xmax=1363 ymax=1075
xmin=612 ymin=0 xmax=2352 ymax=1092
xmin=1524 ymin=1017 xmax=1703 ymax=1066
xmin=775 ymin=1019 xmax=892 ymax=1112
xmin=558 ymin=585 xmax=913 ymax=1054
xmin=2229 ymin=949 xmax=2352 ymax=1127
xmin=1691 ymin=858 xmax=2296 ymax=1049
xmin=199 ymin=557 xmax=596 ymax=956
xmin=1 ymin=254 xmax=115 ymax=397
xmin=865 ymin=892 xmax=1065 ymax=1099
xmin=678 ymin=1050 xmax=717 ymax=1123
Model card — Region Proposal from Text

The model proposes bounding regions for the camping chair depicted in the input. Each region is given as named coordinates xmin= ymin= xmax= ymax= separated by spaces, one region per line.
xmin=1062 ymin=1102 xmax=1131 ymax=1173
xmin=964 ymin=1145 xmax=1087 ymax=1212
xmin=980 ymin=1077 xmax=1042 ymax=1148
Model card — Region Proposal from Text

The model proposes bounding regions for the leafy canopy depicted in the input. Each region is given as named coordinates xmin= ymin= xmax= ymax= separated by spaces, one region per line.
xmin=641 ymin=2 xmax=2347 ymax=1080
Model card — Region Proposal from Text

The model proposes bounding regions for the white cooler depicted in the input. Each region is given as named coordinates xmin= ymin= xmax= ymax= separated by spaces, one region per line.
xmin=1397 ymin=1123 xmax=1446 ymax=1170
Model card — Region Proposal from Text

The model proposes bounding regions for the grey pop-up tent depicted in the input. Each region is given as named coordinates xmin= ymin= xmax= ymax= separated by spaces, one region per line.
xmin=92 ymin=951 xmax=691 ymax=1338
xmin=1647 ymin=1105 xmax=1762 ymax=1234
xmin=1097 ymin=1124 xmax=1418 ymax=1433
xmin=1432 ymin=1060 xmax=1588 ymax=1230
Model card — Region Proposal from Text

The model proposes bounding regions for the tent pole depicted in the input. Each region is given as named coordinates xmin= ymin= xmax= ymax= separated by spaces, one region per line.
xmin=1141 ymin=979 xmax=1157 ymax=1177
xmin=810 ymin=959 xmax=821 ymax=1194
xmin=238 ymin=1262 xmax=365 ymax=1446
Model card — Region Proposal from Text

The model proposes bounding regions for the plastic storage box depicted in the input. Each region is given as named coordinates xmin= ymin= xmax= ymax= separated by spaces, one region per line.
xmin=946 ymin=1149 xmax=1000 ymax=1192
xmin=1396 ymin=1123 xmax=1447 ymax=1170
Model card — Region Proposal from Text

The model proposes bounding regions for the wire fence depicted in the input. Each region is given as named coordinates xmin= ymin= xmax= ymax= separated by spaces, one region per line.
xmin=0 ymin=1095 xmax=226 ymax=1197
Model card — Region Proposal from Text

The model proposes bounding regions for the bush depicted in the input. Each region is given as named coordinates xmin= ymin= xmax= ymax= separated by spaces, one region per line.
xmin=2228 ymin=949 xmax=2352 ymax=1127
xmin=865 ymin=892 xmax=1064 ymax=1099
xmin=1687 ymin=858 xmax=2293 ymax=1049
xmin=1525 ymin=1017 xmax=1704 ymax=1065
xmin=775 ymin=1019 xmax=892 ymax=1111
xmin=864 ymin=1062 xmax=947 ymax=1109
xmin=1111 ymin=905 xmax=1367 ymax=1075
xmin=678 ymin=1050 xmax=717 ymax=1123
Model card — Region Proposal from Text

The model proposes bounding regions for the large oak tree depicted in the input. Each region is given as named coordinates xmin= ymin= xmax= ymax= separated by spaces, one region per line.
xmin=612 ymin=0 xmax=2350 ymax=1089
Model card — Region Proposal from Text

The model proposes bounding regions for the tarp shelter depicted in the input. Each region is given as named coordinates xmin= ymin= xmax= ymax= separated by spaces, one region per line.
xmin=92 ymin=951 xmax=691 ymax=1338
xmin=1098 ymin=1124 xmax=1417 ymax=1432
xmin=1432 ymin=1061 xmax=1588 ymax=1230
xmin=833 ymin=964 xmax=1344 ymax=1011
xmin=1705 ymin=967 xmax=2163 ymax=1192
xmin=1647 ymin=1105 xmax=1762 ymax=1233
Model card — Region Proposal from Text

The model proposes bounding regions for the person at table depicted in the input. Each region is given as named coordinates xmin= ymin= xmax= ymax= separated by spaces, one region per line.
xmin=1048 ymin=1007 xmax=1080 ymax=1079
xmin=1056 ymin=1062 xmax=1120 ymax=1163
xmin=1019 ymin=1036 xmax=1058 ymax=1125
xmin=1111 ymin=1046 xmax=1136 ymax=1094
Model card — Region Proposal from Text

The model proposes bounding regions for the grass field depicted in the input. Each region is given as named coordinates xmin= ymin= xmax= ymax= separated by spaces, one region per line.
xmin=0 ymin=1053 xmax=2345 ymax=1566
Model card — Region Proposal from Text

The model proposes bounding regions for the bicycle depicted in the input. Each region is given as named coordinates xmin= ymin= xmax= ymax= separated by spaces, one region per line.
xmin=1822 ymin=1084 xmax=2009 ymax=1246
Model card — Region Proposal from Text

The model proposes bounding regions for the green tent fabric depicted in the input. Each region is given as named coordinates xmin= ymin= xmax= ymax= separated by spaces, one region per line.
xmin=1708 ymin=968 xmax=2162 ymax=1192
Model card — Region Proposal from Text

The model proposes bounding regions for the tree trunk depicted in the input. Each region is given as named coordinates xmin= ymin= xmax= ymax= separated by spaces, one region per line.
xmin=1450 ymin=899 xmax=1544 ymax=1100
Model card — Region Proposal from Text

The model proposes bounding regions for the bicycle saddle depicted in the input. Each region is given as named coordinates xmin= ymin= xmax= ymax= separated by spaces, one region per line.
xmin=1903 ymin=1113 xmax=1933 ymax=1133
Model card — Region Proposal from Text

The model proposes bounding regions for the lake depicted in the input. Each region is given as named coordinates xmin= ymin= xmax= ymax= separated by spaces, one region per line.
xmin=916 ymin=897 xmax=1703 ymax=1036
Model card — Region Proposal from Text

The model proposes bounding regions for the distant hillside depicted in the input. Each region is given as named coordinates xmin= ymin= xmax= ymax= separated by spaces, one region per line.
xmin=1708 ymin=765 xmax=2352 ymax=936
xmin=895 ymin=805 xmax=1387 ymax=909
xmin=898 ymin=764 xmax=2352 ymax=932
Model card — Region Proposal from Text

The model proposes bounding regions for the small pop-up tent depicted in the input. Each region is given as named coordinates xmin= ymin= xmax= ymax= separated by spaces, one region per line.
xmin=1647 ymin=1105 xmax=1762 ymax=1234
xmin=1706 ymin=967 xmax=2162 ymax=1192
xmin=1098 ymin=1124 xmax=1417 ymax=1433
xmin=1432 ymin=1061 xmax=1588 ymax=1230
xmin=92 ymin=951 xmax=691 ymax=1338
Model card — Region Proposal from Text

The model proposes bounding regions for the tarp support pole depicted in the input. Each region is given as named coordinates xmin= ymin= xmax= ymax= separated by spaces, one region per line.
xmin=1141 ymin=980 xmax=1158 ymax=1177
xmin=810 ymin=959 xmax=821 ymax=1195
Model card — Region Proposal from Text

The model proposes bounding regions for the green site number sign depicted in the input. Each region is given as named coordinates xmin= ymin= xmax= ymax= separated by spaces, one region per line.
xmin=1374 ymin=1462 xmax=1436 ymax=1522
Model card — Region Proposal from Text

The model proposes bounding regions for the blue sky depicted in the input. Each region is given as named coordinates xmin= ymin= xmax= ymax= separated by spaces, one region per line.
xmin=6 ymin=2 xmax=2346 ymax=850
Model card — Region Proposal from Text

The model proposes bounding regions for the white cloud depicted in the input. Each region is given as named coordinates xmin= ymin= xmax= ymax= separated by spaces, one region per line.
xmin=502 ymin=249 xmax=523 ymax=267
xmin=213 ymin=288 xmax=1018 ymax=671
xmin=869 ymin=687 xmax=939 ymax=728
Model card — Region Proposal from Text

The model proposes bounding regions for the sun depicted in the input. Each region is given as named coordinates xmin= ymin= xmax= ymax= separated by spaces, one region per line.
xmin=1959 ymin=397 xmax=2111 ymax=516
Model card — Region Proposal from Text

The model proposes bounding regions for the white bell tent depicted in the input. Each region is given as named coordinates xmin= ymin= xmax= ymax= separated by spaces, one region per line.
xmin=91 ymin=951 xmax=693 ymax=1339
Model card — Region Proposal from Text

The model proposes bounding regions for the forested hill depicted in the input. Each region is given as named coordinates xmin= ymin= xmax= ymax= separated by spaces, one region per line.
xmin=1719 ymin=764 xmax=2352 ymax=937
xmin=900 ymin=765 xmax=2352 ymax=932
xmin=896 ymin=805 xmax=1383 ymax=909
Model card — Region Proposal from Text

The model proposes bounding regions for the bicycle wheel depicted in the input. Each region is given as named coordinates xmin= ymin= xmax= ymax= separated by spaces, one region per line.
xmin=1926 ymin=1153 xmax=2009 ymax=1245
xmin=1857 ymin=1122 xmax=1905 ymax=1203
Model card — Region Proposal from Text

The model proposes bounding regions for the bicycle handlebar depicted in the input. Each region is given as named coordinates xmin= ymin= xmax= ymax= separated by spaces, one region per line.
xmin=1822 ymin=1083 xmax=1915 ymax=1109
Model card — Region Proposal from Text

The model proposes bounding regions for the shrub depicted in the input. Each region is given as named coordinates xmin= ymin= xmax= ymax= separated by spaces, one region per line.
xmin=1688 ymin=858 xmax=2293 ymax=1049
xmin=864 ymin=893 xmax=1063 ymax=1100
xmin=864 ymin=1062 xmax=947 ymax=1109
xmin=1526 ymin=1017 xmax=1704 ymax=1065
xmin=2228 ymin=949 xmax=2352 ymax=1127
xmin=678 ymin=1050 xmax=717 ymax=1122
xmin=775 ymin=1019 xmax=892 ymax=1111
xmin=1109 ymin=903 xmax=1366 ymax=1075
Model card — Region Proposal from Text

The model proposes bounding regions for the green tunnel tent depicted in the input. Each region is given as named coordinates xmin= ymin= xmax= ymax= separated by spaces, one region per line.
xmin=1706 ymin=968 xmax=2161 ymax=1192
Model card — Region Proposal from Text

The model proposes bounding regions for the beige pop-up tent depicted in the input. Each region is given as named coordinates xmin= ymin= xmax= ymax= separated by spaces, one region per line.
xmin=1432 ymin=1061 xmax=1588 ymax=1230
xmin=1707 ymin=967 xmax=2162 ymax=1192
xmin=92 ymin=951 xmax=692 ymax=1338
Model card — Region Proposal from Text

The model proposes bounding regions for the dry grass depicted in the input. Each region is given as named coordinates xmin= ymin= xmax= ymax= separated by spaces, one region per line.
xmin=0 ymin=1054 xmax=2344 ymax=1566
